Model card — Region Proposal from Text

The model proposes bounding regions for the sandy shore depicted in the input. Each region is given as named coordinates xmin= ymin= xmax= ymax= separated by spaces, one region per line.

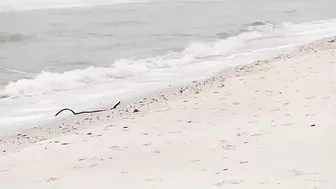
xmin=0 ymin=37 xmax=336 ymax=188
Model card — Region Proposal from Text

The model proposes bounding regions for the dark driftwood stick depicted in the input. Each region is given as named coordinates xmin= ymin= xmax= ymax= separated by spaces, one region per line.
xmin=55 ymin=101 xmax=121 ymax=117
xmin=111 ymin=101 xmax=121 ymax=110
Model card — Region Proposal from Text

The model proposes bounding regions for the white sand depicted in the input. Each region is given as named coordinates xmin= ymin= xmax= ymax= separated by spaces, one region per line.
xmin=0 ymin=37 xmax=336 ymax=189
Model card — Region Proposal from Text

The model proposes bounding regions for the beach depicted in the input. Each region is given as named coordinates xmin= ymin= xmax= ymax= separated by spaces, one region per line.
xmin=2 ymin=0 xmax=336 ymax=128
xmin=0 ymin=37 xmax=335 ymax=188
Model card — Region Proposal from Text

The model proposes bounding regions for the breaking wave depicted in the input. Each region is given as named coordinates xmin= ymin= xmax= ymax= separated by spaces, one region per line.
xmin=1 ymin=31 xmax=265 ymax=97
xmin=2 ymin=19 xmax=336 ymax=98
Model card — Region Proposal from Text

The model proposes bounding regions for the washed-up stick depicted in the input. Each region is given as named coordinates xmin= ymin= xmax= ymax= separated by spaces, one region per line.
xmin=55 ymin=101 xmax=121 ymax=116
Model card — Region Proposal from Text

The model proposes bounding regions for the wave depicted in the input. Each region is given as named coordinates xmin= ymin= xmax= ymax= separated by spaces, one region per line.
xmin=3 ymin=69 xmax=30 ymax=75
xmin=242 ymin=21 xmax=276 ymax=32
xmin=2 ymin=30 xmax=264 ymax=97
xmin=215 ymin=21 xmax=274 ymax=39
xmin=2 ymin=19 xmax=336 ymax=98
xmin=0 ymin=32 xmax=29 ymax=43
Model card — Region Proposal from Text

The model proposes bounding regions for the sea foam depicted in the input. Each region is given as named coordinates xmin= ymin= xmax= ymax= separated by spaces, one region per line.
xmin=2 ymin=19 xmax=336 ymax=98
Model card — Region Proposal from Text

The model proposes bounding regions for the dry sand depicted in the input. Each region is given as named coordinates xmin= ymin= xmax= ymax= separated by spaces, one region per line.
xmin=0 ymin=37 xmax=336 ymax=189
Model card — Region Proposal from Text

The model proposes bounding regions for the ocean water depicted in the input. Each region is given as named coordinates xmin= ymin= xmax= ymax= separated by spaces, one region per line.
xmin=1 ymin=0 xmax=336 ymax=129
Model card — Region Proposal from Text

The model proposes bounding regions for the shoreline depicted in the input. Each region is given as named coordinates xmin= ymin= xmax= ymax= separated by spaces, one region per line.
xmin=2 ymin=17 xmax=336 ymax=129
xmin=0 ymin=36 xmax=335 ymax=188
xmin=1 ymin=36 xmax=336 ymax=153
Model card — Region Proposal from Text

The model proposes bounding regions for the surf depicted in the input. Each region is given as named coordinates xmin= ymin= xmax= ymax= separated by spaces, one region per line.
xmin=2 ymin=19 xmax=336 ymax=99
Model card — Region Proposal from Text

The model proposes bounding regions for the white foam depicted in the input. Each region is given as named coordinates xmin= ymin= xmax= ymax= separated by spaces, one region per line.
xmin=3 ymin=19 xmax=336 ymax=98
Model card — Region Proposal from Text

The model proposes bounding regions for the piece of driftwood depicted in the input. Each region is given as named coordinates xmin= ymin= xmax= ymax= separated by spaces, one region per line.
xmin=55 ymin=101 xmax=121 ymax=117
